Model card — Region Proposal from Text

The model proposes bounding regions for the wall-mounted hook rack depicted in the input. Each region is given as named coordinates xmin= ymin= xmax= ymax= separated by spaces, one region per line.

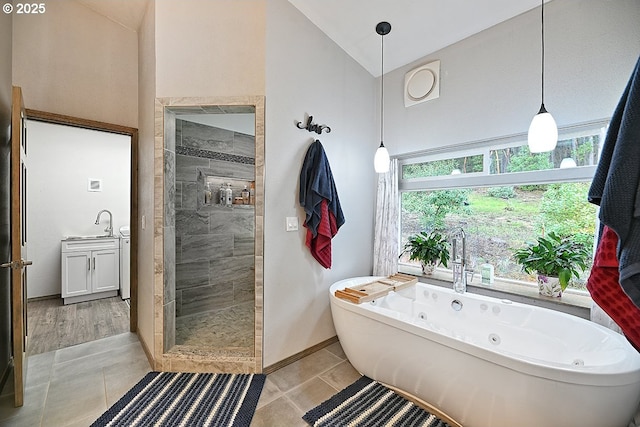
xmin=295 ymin=115 xmax=331 ymax=134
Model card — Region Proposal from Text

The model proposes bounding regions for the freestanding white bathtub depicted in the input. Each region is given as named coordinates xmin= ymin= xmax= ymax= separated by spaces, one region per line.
xmin=330 ymin=276 xmax=640 ymax=427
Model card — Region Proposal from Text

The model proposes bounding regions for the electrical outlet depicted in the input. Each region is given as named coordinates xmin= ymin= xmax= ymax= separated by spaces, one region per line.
xmin=286 ymin=217 xmax=298 ymax=232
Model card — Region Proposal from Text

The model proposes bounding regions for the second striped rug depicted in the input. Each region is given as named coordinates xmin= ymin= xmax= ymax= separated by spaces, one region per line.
xmin=303 ymin=376 xmax=451 ymax=427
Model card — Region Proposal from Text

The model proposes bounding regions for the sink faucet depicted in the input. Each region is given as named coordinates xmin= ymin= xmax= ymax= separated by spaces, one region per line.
xmin=451 ymin=227 xmax=467 ymax=293
xmin=95 ymin=209 xmax=113 ymax=237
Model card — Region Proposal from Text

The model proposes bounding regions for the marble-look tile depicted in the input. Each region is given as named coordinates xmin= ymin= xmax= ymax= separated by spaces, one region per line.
xmin=181 ymin=121 xmax=234 ymax=153
xmin=181 ymin=233 xmax=233 ymax=262
xmin=176 ymin=234 xmax=182 ymax=264
xmin=286 ymin=377 xmax=339 ymax=413
xmin=255 ymin=377 xmax=282 ymax=409
xmin=175 ymin=118 xmax=183 ymax=147
xmin=176 ymin=302 xmax=254 ymax=348
xmin=233 ymin=133 xmax=255 ymax=158
xmin=324 ymin=341 xmax=347 ymax=360
xmin=176 ymin=290 xmax=183 ymax=317
xmin=25 ymin=351 xmax=55 ymax=388
xmin=179 ymin=283 xmax=234 ymax=316
xmin=208 ymin=209 xmax=234 ymax=234
xmin=0 ymin=383 xmax=47 ymax=424
xmin=268 ymin=349 xmax=343 ymax=393
xmin=163 ymin=225 xmax=176 ymax=303
xmin=234 ymin=234 xmax=255 ymax=256
xmin=234 ymin=277 xmax=255 ymax=303
xmin=164 ymin=301 xmax=176 ymax=352
xmin=166 ymin=352 xmax=256 ymax=373
xmin=175 ymin=260 xmax=209 ymax=290
xmin=164 ymin=112 xmax=176 ymax=152
xmin=42 ymin=370 xmax=107 ymax=426
xmin=53 ymin=332 xmax=139 ymax=365
xmin=181 ymin=182 xmax=198 ymax=210
xmin=175 ymin=182 xmax=183 ymax=209
xmin=176 ymin=154 xmax=209 ymax=182
xmin=234 ymin=210 xmax=255 ymax=234
xmin=175 ymin=210 xmax=209 ymax=237
xmin=164 ymin=150 xmax=175 ymax=228
xmin=208 ymin=158 xmax=254 ymax=179
xmin=319 ymin=360 xmax=361 ymax=392
xmin=210 ymin=254 xmax=253 ymax=285
xmin=250 ymin=396 xmax=307 ymax=427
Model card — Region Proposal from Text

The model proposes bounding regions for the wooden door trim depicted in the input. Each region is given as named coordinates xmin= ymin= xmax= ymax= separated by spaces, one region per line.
xmin=10 ymin=87 xmax=26 ymax=407
xmin=25 ymin=109 xmax=139 ymax=333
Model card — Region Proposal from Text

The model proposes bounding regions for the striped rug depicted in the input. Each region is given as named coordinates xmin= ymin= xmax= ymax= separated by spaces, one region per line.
xmin=303 ymin=376 xmax=451 ymax=427
xmin=91 ymin=372 xmax=265 ymax=427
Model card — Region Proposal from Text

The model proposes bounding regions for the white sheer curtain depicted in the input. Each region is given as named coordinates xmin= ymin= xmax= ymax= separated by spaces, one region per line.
xmin=373 ymin=158 xmax=399 ymax=276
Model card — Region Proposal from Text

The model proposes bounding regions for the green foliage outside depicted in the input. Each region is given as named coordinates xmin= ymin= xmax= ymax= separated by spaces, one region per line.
xmin=402 ymin=190 xmax=471 ymax=231
xmin=506 ymin=146 xmax=553 ymax=191
xmin=487 ymin=186 xmax=516 ymax=199
xmin=402 ymin=156 xmax=483 ymax=179
xmin=506 ymin=146 xmax=554 ymax=173
xmin=401 ymin=183 xmax=596 ymax=290
xmin=538 ymin=183 xmax=596 ymax=250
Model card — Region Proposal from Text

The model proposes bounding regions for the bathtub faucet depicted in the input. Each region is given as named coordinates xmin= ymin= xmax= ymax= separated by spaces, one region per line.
xmin=95 ymin=209 xmax=113 ymax=237
xmin=451 ymin=227 xmax=467 ymax=293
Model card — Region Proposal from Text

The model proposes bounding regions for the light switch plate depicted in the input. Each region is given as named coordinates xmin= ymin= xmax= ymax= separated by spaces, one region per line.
xmin=286 ymin=217 xmax=298 ymax=232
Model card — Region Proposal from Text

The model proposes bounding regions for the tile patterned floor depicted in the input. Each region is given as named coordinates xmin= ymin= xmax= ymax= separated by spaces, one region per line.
xmin=0 ymin=333 xmax=359 ymax=427
xmin=5 ymin=333 xmax=637 ymax=427
xmin=175 ymin=301 xmax=254 ymax=351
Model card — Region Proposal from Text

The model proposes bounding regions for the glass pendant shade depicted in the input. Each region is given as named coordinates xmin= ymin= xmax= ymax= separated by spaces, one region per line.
xmin=527 ymin=105 xmax=557 ymax=153
xmin=374 ymin=143 xmax=390 ymax=173
xmin=528 ymin=1 xmax=557 ymax=154
xmin=375 ymin=22 xmax=391 ymax=173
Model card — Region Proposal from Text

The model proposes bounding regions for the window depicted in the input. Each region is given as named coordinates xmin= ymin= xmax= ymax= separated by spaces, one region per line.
xmin=398 ymin=120 xmax=607 ymax=293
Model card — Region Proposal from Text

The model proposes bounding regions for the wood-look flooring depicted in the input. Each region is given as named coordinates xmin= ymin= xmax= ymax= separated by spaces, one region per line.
xmin=26 ymin=296 xmax=130 ymax=356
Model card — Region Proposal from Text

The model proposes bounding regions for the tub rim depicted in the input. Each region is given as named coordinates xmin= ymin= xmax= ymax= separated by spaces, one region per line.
xmin=330 ymin=276 xmax=640 ymax=387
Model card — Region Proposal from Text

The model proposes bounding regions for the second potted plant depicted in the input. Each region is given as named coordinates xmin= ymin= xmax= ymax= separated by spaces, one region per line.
xmin=513 ymin=232 xmax=590 ymax=297
xmin=401 ymin=230 xmax=450 ymax=275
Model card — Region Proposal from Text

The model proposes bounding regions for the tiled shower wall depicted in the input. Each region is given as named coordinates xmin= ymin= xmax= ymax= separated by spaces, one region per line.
xmin=174 ymin=119 xmax=255 ymax=320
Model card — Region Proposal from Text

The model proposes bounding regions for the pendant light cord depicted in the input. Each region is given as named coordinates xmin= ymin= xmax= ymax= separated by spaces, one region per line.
xmin=541 ymin=0 xmax=545 ymax=106
xmin=380 ymin=32 xmax=385 ymax=146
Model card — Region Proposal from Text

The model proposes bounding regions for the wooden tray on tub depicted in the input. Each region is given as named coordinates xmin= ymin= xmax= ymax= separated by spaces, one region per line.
xmin=334 ymin=273 xmax=417 ymax=304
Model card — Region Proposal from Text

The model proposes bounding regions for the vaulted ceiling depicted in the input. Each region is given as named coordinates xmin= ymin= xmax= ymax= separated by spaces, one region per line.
xmin=74 ymin=0 xmax=548 ymax=76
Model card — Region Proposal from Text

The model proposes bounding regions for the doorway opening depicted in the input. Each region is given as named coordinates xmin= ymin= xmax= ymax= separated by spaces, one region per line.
xmin=24 ymin=109 xmax=138 ymax=355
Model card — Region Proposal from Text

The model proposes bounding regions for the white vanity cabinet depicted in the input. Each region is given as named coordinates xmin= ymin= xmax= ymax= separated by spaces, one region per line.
xmin=61 ymin=237 xmax=120 ymax=305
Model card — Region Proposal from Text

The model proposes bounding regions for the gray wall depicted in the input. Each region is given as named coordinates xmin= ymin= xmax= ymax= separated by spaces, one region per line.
xmin=264 ymin=0 xmax=377 ymax=366
xmin=174 ymin=119 xmax=255 ymax=319
xmin=0 ymin=10 xmax=12 ymax=391
xmin=384 ymin=0 xmax=640 ymax=155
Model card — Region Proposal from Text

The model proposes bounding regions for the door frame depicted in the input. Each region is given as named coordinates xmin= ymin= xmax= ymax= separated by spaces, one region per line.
xmin=25 ymin=109 xmax=139 ymax=332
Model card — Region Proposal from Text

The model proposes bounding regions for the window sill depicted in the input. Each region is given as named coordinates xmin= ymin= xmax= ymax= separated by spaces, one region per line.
xmin=398 ymin=264 xmax=592 ymax=320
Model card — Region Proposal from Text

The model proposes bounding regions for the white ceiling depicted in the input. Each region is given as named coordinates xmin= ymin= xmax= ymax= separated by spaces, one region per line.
xmin=74 ymin=0 xmax=546 ymax=77
xmin=288 ymin=0 xmax=548 ymax=76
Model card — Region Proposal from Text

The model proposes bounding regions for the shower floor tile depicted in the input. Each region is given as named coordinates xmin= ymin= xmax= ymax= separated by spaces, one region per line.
xmin=175 ymin=301 xmax=254 ymax=351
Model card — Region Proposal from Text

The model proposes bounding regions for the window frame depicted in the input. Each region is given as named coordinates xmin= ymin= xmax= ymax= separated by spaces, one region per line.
xmin=396 ymin=119 xmax=609 ymax=297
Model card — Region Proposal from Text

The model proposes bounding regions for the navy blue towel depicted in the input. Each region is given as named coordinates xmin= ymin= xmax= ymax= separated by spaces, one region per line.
xmin=588 ymin=55 xmax=640 ymax=308
xmin=299 ymin=140 xmax=345 ymax=237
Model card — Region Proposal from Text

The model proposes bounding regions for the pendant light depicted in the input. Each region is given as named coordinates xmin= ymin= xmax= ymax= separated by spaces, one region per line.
xmin=527 ymin=0 xmax=557 ymax=153
xmin=374 ymin=21 xmax=391 ymax=173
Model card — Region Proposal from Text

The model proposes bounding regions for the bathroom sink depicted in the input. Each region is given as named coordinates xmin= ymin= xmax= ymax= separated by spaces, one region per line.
xmin=63 ymin=235 xmax=116 ymax=241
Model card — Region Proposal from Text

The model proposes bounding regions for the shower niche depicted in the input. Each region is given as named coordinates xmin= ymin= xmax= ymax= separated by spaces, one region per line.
xmin=157 ymin=96 xmax=264 ymax=373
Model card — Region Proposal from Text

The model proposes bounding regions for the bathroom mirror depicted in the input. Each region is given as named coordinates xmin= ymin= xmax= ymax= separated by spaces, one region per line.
xmin=157 ymin=96 xmax=264 ymax=373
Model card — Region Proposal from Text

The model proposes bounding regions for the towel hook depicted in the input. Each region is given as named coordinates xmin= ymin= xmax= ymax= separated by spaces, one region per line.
xmin=295 ymin=115 xmax=331 ymax=134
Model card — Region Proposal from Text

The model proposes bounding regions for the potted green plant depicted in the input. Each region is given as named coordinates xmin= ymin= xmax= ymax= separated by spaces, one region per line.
xmin=401 ymin=231 xmax=450 ymax=275
xmin=513 ymin=232 xmax=590 ymax=297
